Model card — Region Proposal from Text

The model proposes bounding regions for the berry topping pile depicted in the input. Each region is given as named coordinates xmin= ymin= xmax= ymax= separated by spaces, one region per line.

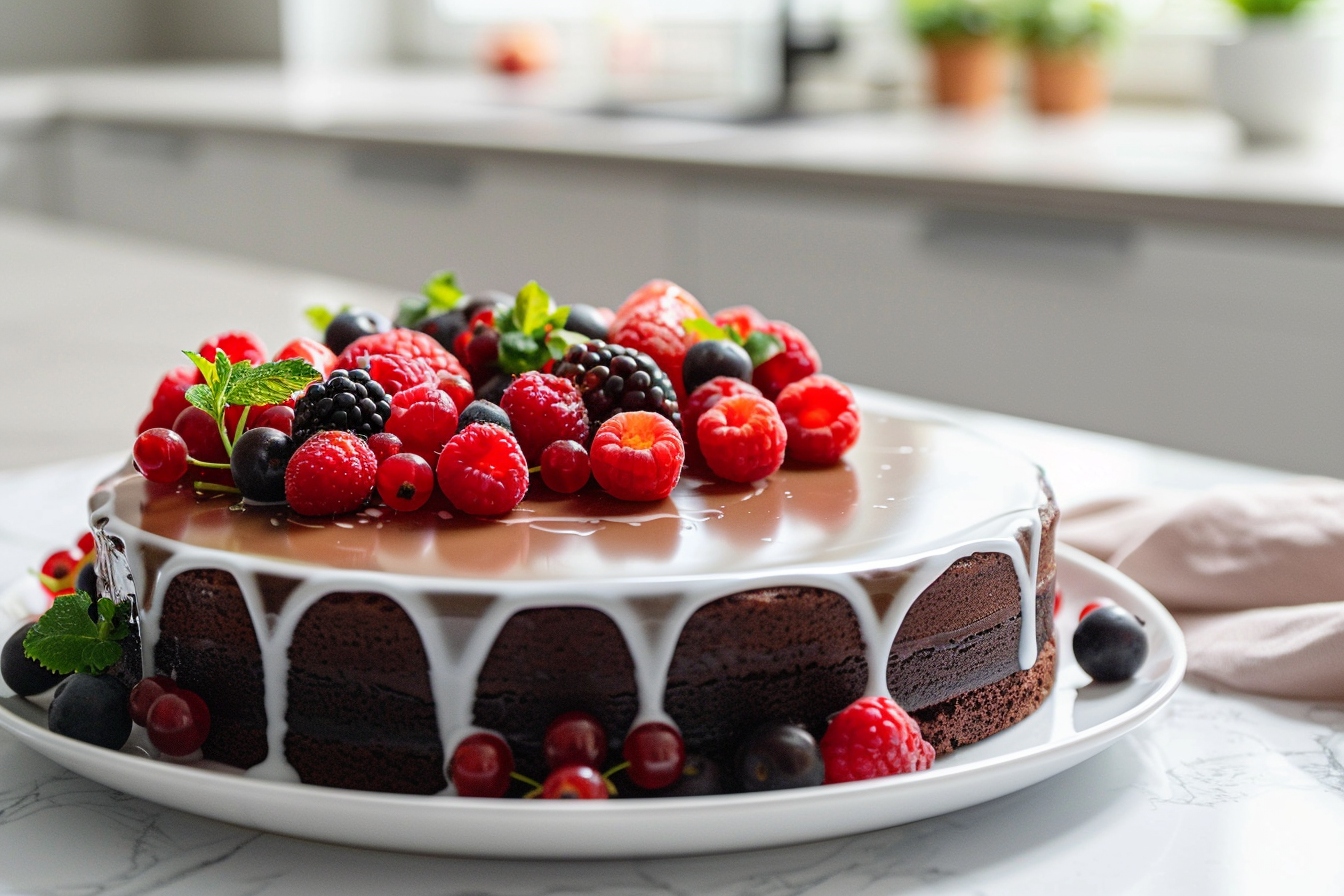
xmin=125 ymin=272 xmax=860 ymax=519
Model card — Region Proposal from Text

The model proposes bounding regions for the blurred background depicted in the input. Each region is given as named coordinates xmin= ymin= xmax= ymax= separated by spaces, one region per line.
xmin=1 ymin=0 xmax=1343 ymax=474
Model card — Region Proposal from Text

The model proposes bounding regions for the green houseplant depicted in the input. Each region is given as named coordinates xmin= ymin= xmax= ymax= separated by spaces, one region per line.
xmin=903 ymin=0 xmax=1014 ymax=110
xmin=1016 ymin=0 xmax=1121 ymax=114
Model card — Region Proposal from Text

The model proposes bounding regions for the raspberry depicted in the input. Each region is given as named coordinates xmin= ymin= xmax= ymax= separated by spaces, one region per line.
xmin=361 ymin=353 xmax=438 ymax=395
xmin=681 ymin=376 xmax=762 ymax=459
xmin=712 ymin=305 xmax=769 ymax=340
xmin=336 ymin=328 xmax=470 ymax=383
xmin=610 ymin=281 xmax=707 ymax=401
xmin=589 ymin=412 xmax=684 ymax=502
xmin=198 ymin=331 xmax=268 ymax=368
xmin=753 ymin=320 xmax=821 ymax=401
xmin=500 ymin=372 xmax=590 ymax=465
xmin=273 ymin=337 xmax=338 ymax=376
xmin=819 ymin=696 xmax=934 ymax=784
xmin=137 ymin=365 xmax=196 ymax=433
xmin=437 ymin=372 xmax=475 ymax=414
xmin=696 ymin=394 xmax=786 ymax=483
xmin=436 ymin=423 xmax=529 ymax=516
xmin=775 ymin=375 xmax=861 ymax=465
xmin=284 ymin=430 xmax=378 ymax=516
xmin=386 ymin=383 xmax=460 ymax=463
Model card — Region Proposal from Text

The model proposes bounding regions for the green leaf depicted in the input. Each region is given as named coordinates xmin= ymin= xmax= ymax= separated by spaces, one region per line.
xmin=497 ymin=331 xmax=550 ymax=375
xmin=422 ymin=271 xmax=463 ymax=312
xmin=184 ymin=350 xmax=217 ymax=387
xmin=683 ymin=318 xmax=728 ymax=342
xmin=225 ymin=359 xmax=321 ymax=406
xmin=184 ymin=383 xmax=215 ymax=415
xmin=22 ymin=591 xmax=128 ymax=675
xmin=513 ymin=281 xmax=554 ymax=336
xmin=395 ymin=295 xmax=430 ymax=329
xmin=305 ymin=305 xmax=336 ymax=334
xmin=545 ymin=328 xmax=589 ymax=360
xmin=743 ymin=331 xmax=785 ymax=369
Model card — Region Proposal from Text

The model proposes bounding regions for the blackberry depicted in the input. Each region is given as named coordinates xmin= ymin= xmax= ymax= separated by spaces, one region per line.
xmin=292 ymin=369 xmax=391 ymax=446
xmin=553 ymin=341 xmax=680 ymax=428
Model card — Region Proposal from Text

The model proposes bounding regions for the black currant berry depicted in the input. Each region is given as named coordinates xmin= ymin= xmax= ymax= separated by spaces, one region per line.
xmin=475 ymin=371 xmax=512 ymax=406
xmin=324 ymin=308 xmax=390 ymax=355
xmin=459 ymin=292 xmax=513 ymax=323
xmin=1073 ymin=605 xmax=1148 ymax=682
xmin=418 ymin=309 xmax=468 ymax=351
xmin=683 ymin=340 xmax=752 ymax=395
xmin=48 ymin=673 xmax=132 ymax=750
xmin=76 ymin=558 xmax=99 ymax=600
xmin=457 ymin=400 xmax=511 ymax=433
xmin=656 ymin=754 xmax=725 ymax=798
xmin=230 ymin=427 xmax=296 ymax=502
xmin=736 ymin=723 xmax=824 ymax=792
xmin=563 ymin=304 xmax=610 ymax=341
xmin=2 ymin=623 xmax=68 ymax=697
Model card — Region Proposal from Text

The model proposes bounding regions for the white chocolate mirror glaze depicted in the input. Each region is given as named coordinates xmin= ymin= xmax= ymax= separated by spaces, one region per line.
xmin=90 ymin=394 xmax=1051 ymax=787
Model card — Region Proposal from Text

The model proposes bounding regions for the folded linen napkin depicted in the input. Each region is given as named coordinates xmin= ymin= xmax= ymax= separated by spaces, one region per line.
xmin=1060 ymin=478 xmax=1344 ymax=700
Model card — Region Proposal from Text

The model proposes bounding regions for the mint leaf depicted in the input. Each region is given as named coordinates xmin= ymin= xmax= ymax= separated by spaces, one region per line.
xmin=497 ymin=331 xmax=550 ymax=375
xmin=513 ymin=282 xmax=554 ymax=336
xmin=184 ymin=350 xmax=217 ymax=387
xmin=184 ymin=383 xmax=215 ymax=415
xmin=743 ymin=331 xmax=784 ymax=368
xmin=684 ymin=318 xmax=727 ymax=342
xmin=225 ymin=359 xmax=321 ymax=406
xmin=545 ymin=328 xmax=589 ymax=360
xmin=395 ymin=295 xmax=430 ymax=329
xmin=23 ymin=591 xmax=128 ymax=675
xmin=423 ymin=271 xmax=463 ymax=312
xmin=305 ymin=305 xmax=338 ymax=334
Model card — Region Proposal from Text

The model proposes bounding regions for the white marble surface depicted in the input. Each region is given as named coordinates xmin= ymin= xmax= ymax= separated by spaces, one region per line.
xmin=4 ymin=66 xmax=1344 ymax=229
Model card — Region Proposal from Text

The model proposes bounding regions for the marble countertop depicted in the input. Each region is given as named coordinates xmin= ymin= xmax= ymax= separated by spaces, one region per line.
xmin=5 ymin=65 xmax=1344 ymax=231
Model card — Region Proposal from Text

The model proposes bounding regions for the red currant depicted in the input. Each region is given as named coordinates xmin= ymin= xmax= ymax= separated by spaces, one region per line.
xmin=145 ymin=689 xmax=211 ymax=756
xmin=622 ymin=721 xmax=686 ymax=790
xmin=367 ymin=432 xmax=403 ymax=465
xmin=133 ymin=428 xmax=190 ymax=484
xmin=129 ymin=675 xmax=178 ymax=727
xmin=376 ymin=453 xmax=435 ymax=512
xmin=76 ymin=532 xmax=96 ymax=557
xmin=450 ymin=731 xmax=514 ymax=798
xmin=1079 ymin=598 xmax=1115 ymax=621
xmin=540 ymin=440 xmax=591 ymax=494
xmin=541 ymin=765 xmax=608 ymax=800
xmin=543 ymin=710 xmax=607 ymax=771
xmin=251 ymin=405 xmax=295 ymax=437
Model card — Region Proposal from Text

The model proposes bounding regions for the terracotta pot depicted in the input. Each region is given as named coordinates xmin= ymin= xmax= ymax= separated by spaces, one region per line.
xmin=1027 ymin=46 xmax=1106 ymax=115
xmin=926 ymin=37 xmax=1006 ymax=111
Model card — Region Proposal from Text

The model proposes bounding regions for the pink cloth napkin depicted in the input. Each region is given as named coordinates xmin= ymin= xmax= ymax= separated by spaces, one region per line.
xmin=1060 ymin=478 xmax=1344 ymax=700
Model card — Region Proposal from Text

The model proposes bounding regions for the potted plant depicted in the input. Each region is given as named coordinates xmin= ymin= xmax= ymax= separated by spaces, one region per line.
xmin=1213 ymin=0 xmax=1338 ymax=141
xmin=1018 ymin=0 xmax=1121 ymax=115
xmin=904 ymin=0 xmax=1014 ymax=111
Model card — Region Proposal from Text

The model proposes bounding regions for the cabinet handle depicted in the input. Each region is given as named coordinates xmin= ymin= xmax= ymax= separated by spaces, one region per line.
xmin=923 ymin=208 xmax=1133 ymax=258
xmin=346 ymin=148 xmax=471 ymax=191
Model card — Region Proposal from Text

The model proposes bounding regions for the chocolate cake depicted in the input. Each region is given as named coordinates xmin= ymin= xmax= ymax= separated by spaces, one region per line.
xmin=91 ymin=394 xmax=1057 ymax=794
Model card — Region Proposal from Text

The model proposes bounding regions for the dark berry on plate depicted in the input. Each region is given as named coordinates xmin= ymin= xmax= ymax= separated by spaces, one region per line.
xmin=76 ymin=559 xmax=99 ymax=600
xmin=292 ymin=369 xmax=391 ymax=446
xmin=736 ymin=723 xmax=825 ymax=792
xmin=543 ymin=710 xmax=608 ymax=771
xmin=563 ymin=304 xmax=610 ymax=340
xmin=460 ymin=291 xmax=513 ymax=323
xmin=541 ymin=765 xmax=609 ymax=799
xmin=1073 ymin=605 xmax=1148 ymax=682
xmin=417 ymin=309 xmax=469 ymax=352
xmin=464 ymin=326 xmax=501 ymax=383
xmin=1078 ymin=598 xmax=1115 ymax=621
xmin=172 ymin=406 xmax=229 ymax=466
xmin=129 ymin=675 xmax=178 ymax=727
xmin=450 ymin=731 xmax=515 ymax=798
xmin=622 ymin=721 xmax=686 ymax=791
xmin=376 ymin=452 xmax=435 ymax=512
xmin=145 ymin=688 xmax=211 ymax=756
xmin=474 ymin=372 xmax=512 ymax=406
xmin=682 ymin=339 xmax=752 ymax=395
xmin=552 ymin=340 xmax=680 ymax=429
xmin=48 ymin=673 xmax=131 ymax=750
xmin=325 ymin=308 xmax=391 ymax=355
xmin=540 ymin=440 xmax=590 ymax=493
xmin=2 ymin=623 xmax=68 ymax=696
xmin=251 ymin=404 xmax=295 ymax=437
xmin=133 ymin=428 xmax=190 ymax=484
xmin=656 ymin=754 xmax=724 ymax=798
xmin=230 ymin=427 xmax=296 ymax=503
xmin=458 ymin=399 xmax=511 ymax=433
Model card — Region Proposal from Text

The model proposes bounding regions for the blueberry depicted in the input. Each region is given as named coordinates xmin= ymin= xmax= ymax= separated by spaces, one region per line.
xmin=683 ymin=340 xmax=752 ymax=395
xmin=230 ymin=427 xmax=296 ymax=503
xmin=563 ymin=304 xmax=610 ymax=341
xmin=2 ymin=623 xmax=68 ymax=697
xmin=76 ymin=558 xmax=99 ymax=599
xmin=48 ymin=673 xmax=131 ymax=750
xmin=1073 ymin=605 xmax=1148 ymax=682
xmin=655 ymin=754 xmax=725 ymax=798
xmin=324 ymin=308 xmax=391 ymax=355
xmin=736 ymin=723 xmax=824 ymax=792
xmin=418 ymin=309 xmax=469 ymax=351
xmin=458 ymin=400 xmax=511 ymax=433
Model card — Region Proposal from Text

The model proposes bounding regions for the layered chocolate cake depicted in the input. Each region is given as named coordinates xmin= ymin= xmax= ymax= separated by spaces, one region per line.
xmin=91 ymin=393 xmax=1057 ymax=794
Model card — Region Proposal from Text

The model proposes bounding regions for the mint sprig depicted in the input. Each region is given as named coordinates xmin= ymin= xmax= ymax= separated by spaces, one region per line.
xmin=396 ymin=270 xmax=465 ymax=329
xmin=183 ymin=351 xmax=320 ymax=455
xmin=683 ymin=318 xmax=784 ymax=369
xmin=496 ymin=281 xmax=588 ymax=375
xmin=305 ymin=305 xmax=343 ymax=335
xmin=23 ymin=591 xmax=130 ymax=675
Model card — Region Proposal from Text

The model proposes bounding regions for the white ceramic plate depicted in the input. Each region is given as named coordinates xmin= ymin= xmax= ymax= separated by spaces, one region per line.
xmin=0 ymin=545 xmax=1184 ymax=859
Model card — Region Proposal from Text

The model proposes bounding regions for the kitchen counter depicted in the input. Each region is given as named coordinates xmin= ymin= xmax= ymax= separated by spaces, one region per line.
xmin=3 ymin=65 xmax=1344 ymax=233
xmin=2 ymin=211 xmax=1344 ymax=894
